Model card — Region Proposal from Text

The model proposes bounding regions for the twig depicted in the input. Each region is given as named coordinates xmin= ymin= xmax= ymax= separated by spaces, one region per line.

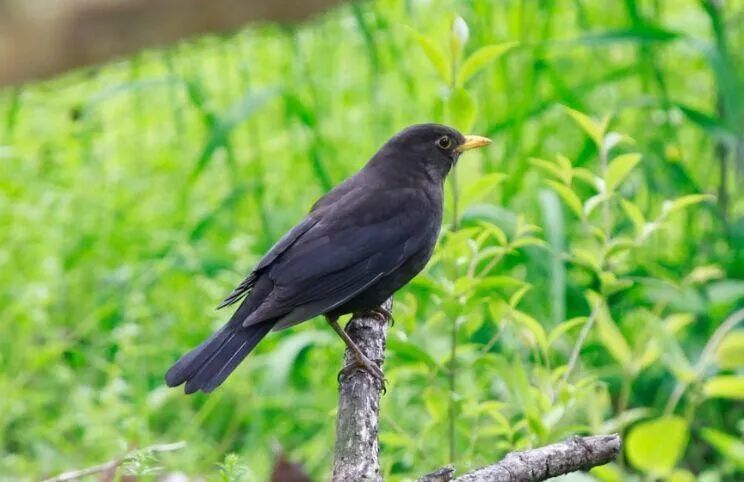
xmin=332 ymin=298 xmax=391 ymax=482
xmin=418 ymin=434 xmax=622 ymax=482
xmin=562 ymin=302 xmax=600 ymax=384
xmin=42 ymin=441 xmax=187 ymax=482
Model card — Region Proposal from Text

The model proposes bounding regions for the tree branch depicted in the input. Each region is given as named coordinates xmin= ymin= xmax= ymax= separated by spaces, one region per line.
xmin=332 ymin=298 xmax=391 ymax=482
xmin=418 ymin=434 xmax=622 ymax=482
xmin=0 ymin=0 xmax=345 ymax=87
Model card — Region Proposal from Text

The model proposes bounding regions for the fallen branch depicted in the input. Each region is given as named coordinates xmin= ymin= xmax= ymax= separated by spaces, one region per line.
xmin=41 ymin=441 xmax=187 ymax=482
xmin=418 ymin=434 xmax=622 ymax=482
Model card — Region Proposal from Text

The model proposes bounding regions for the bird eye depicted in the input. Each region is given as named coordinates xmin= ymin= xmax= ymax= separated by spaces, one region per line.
xmin=436 ymin=136 xmax=453 ymax=150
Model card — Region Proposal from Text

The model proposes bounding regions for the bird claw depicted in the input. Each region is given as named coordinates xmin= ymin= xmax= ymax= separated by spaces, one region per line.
xmin=337 ymin=354 xmax=387 ymax=393
xmin=356 ymin=307 xmax=395 ymax=326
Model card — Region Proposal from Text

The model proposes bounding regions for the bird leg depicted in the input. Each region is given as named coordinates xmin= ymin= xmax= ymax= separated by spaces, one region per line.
xmin=326 ymin=316 xmax=386 ymax=389
xmin=353 ymin=306 xmax=395 ymax=326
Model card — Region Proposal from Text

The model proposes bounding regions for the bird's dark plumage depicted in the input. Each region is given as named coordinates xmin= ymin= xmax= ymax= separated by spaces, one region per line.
xmin=166 ymin=124 xmax=490 ymax=393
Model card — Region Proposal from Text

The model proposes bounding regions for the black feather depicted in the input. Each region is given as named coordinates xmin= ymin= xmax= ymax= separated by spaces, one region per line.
xmin=166 ymin=320 xmax=275 ymax=394
xmin=217 ymin=216 xmax=320 ymax=309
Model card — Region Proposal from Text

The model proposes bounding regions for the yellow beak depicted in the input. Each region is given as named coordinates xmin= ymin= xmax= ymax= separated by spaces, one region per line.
xmin=456 ymin=135 xmax=492 ymax=152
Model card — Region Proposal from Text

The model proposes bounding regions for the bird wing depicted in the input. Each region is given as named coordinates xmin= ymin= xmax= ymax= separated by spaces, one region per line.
xmin=241 ymin=187 xmax=432 ymax=327
xmin=217 ymin=215 xmax=320 ymax=309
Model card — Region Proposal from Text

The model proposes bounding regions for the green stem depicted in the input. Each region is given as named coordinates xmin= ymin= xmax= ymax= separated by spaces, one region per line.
xmin=3 ymin=87 xmax=21 ymax=143
xmin=616 ymin=375 xmax=632 ymax=470
xmin=447 ymin=36 xmax=461 ymax=465
xmin=448 ymin=314 xmax=457 ymax=463
xmin=562 ymin=302 xmax=600 ymax=384
xmin=451 ymin=167 xmax=460 ymax=231
xmin=600 ymin=143 xmax=610 ymax=236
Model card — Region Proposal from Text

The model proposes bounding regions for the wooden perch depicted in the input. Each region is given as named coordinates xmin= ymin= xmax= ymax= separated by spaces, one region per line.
xmin=0 ymin=0 xmax=344 ymax=87
xmin=332 ymin=300 xmax=622 ymax=482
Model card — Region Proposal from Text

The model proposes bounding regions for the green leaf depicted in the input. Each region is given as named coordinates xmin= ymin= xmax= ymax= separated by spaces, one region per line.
xmin=477 ymin=276 xmax=527 ymax=291
xmin=456 ymin=42 xmax=517 ymax=86
xmin=605 ymin=153 xmax=642 ymax=191
xmin=510 ymin=237 xmax=547 ymax=249
xmin=511 ymin=310 xmax=548 ymax=356
xmin=516 ymin=219 xmax=541 ymax=237
xmin=715 ymin=330 xmax=744 ymax=369
xmin=665 ymin=313 xmax=695 ymax=335
xmin=461 ymin=173 xmax=506 ymax=208
xmin=449 ymin=87 xmax=477 ymax=132
xmin=661 ymin=194 xmax=715 ymax=217
xmin=676 ymin=103 xmax=736 ymax=143
xmin=408 ymin=28 xmax=450 ymax=83
xmin=576 ymin=25 xmax=682 ymax=45
xmin=192 ymin=88 xmax=277 ymax=178
xmin=572 ymin=248 xmax=601 ymax=273
xmin=555 ymin=154 xmax=573 ymax=184
xmin=703 ymin=375 xmax=744 ymax=400
xmin=387 ymin=336 xmax=438 ymax=368
xmin=626 ymin=416 xmax=689 ymax=476
xmin=564 ymin=107 xmax=607 ymax=148
xmin=267 ymin=331 xmax=332 ymax=388
xmin=572 ymin=167 xmax=599 ymax=188
xmin=509 ymin=285 xmax=532 ymax=308
xmin=590 ymin=463 xmax=624 ymax=482
xmin=597 ymin=310 xmax=633 ymax=368
xmin=529 ymin=157 xmax=565 ymax=182
xmin=583 ymin=193 xmax=607 ymax=217
xmin=700 ymin=428 xmax=744 ymax=469
xmin=545 ymin=180 xmax=583 ymax=218
xmin=594 ymin=295 xmax=633 ymax=369
xmin=479 ymin=221 xmax=508 ymax=245
xmin=599 ymin=271 xmax=633 ymax=295
xmin=707 ymin=280 xmax=744 ymax=305
xmin=620 ymin=198 xmax=645 ymax=237
xmin=605 ymin=236 xmax=636 ymax=260
xmin=548 ymin=317 xmax=588 ymax=346
xmin=667 ymin=469 xmax=696 ymax=482
xmin=424 ymin=386 xmax=447 ymax=420
xmin=685 ymin=264 xmax=724 ymax=285
xmin=603 ymin=131 xmax=632 ymax=152
xmin=635 ymin=339 xmax=661 ymax=371
xmin=379 ymin=432 xmax=415 ymax=449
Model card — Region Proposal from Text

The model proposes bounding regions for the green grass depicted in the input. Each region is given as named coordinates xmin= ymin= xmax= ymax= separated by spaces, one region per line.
xmin=0 ymin=0 xmax=742 ymax=480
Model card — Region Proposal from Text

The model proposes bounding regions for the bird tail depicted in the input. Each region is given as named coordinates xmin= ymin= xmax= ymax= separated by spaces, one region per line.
xmin=165 ymin=318 xmax=276 ymax=394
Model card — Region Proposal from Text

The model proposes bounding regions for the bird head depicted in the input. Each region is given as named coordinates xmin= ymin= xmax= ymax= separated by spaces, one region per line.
xmin=370 ymin=123 xmax=491 ymax=182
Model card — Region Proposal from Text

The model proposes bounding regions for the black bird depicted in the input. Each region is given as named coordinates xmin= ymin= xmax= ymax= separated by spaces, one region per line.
xmin=166 ymin=124 xmax=491 ymax=394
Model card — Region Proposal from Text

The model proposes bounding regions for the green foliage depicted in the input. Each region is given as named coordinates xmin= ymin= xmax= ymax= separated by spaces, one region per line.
xmin=626 ymin=415 xmax=689 ymax=477
xmin=0 ymin=1 xmax=743 ymax=481
xmin=218 ymin=454 xmax=251 ymax=482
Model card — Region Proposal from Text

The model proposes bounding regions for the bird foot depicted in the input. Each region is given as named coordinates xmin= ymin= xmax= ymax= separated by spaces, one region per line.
xmin=337 ymin=353 xmax=387 ymax=393
xmin=355 ymin=306 xmax=395 ymax=326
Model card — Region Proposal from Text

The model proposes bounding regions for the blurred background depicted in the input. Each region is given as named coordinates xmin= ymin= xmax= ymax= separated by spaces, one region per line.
xmin=0 ymin=0 xmax=742 ymax=480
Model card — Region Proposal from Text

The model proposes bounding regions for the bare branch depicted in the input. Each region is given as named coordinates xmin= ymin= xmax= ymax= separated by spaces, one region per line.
xmin=41 ymin=441 xmax=187 ymax=482
xmin=0 ymin=0 xmax=345 ymax=87
xmin=418 ymin=435 xmax=622 ymax=482
xmin=332 ymin=299 xmax=391 ymax=482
